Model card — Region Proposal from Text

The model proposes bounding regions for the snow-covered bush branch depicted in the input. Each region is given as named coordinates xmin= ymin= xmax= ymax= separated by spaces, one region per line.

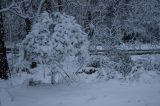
xmin=15 ymin=12 xmax=89 ymax=84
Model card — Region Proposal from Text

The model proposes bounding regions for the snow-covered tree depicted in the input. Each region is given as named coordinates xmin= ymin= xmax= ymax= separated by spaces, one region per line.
xmin=18 ymin=12 xmax=89 ymax=84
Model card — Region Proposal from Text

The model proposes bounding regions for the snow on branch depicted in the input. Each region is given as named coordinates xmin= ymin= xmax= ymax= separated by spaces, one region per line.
xmin=0 ymin=0 xmax=29 ymax=13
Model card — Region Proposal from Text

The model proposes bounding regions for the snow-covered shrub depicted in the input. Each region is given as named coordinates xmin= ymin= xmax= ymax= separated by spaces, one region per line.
xmin=98 ymin=56 xmax=124 ymax=79
xmin=83 ymin=56 xmax=124 ymax=81
xmin=16 ymin=12 xmax=89 ymax=84
xmin=127 ymin=65 xmax=160 ymax=83
xmin=126 ymin=55 xmax=160 ymax=82
xmin=111 ymin=54 xmax=133 ymax=77
xmin=97 ymin=55 xmax=160 ymax=82
xmin=89 ymin=55 xmax=133 ymax=80
xmin=133 ymin=55 xmax=160 ymax=72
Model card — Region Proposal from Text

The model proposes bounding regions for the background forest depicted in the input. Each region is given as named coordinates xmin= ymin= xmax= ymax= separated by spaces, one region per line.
xmin=0 ymin=0 xmax=160 ymax=84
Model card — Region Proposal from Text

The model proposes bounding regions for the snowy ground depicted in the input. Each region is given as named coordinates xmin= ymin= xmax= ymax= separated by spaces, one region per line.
xmin=3 ymin=43 xmax=160 ymax=106
xmin=1 ymin=79 xmax=160 ymax=106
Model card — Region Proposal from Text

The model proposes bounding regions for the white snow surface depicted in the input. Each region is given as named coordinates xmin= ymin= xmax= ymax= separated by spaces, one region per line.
xmin=0 ymin=79 xmax=160 ymax=106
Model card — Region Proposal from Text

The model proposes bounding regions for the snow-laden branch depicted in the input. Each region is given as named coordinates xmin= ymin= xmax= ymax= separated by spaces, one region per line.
xmin=36 ymin=0 xmax=46 ymax=17
xmin=0 ymin=3 xmax=15 ymax=13
xmin=0 ymin=0 xmax=29 ymax=13
xmin=8 ymin=9 xmax=29 ymax=19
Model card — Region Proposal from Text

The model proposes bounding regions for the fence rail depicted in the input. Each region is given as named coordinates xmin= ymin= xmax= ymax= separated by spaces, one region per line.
xmin=6 ymin=48 xmax=160 ymax=55
xmin=89 ymin=49 xmax=160 ymax=55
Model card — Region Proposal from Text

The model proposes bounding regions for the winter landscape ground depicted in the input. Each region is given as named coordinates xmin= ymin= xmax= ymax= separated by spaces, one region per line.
xmin=1 ymin=78 xmax=160 ymax=106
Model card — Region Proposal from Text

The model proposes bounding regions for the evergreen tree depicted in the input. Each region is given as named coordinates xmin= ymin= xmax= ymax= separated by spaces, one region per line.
xmin=19 ymin=12 xmax=89 ymax=83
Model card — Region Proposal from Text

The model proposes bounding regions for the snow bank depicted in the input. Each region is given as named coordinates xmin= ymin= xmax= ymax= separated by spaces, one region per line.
xmin=128 ymin=70 xmax=160 ymax=84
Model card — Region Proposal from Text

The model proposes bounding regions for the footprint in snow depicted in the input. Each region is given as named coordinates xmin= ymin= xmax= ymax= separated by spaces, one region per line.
xmin=127 ymin=100 xmax=131 ymax=103
xmin=145 ymin=104 xmax=149 ymax=106
xmin=87 ymin=97 xmax=97 ymax=101
xmin=103 ymin=95 xmax=107 ymax=98
xmin=137 ymin=100 xmax=141 ymax=103
xmin=56 ymin=102 xmax=64 ymax=106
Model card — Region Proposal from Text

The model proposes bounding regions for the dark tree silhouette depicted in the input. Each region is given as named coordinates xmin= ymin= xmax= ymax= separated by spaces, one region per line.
xmin=45 ymin=0 xmax=52 ymax=13
xmin=58 ymin=0 xmax=63 ymax=12
xmin=0 ymin=1 xmax=9 ymax=79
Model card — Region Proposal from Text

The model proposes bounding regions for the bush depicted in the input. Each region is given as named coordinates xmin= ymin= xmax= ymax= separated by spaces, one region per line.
xmin=16 ymin=12 xmax=89 ymax=84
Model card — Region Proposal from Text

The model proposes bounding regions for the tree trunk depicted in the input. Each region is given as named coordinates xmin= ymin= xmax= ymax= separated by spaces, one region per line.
xmin=22 ymin=1 xmax=32 ymax=34
xmin=58 ymin=0 xmax=63 ymax=12
xmin=0 ymin=2 xmax=9 ymax=79
xmin=45 ymin=0 xmax=52 ymax=13
xmin=25 ymin=18 xmax=32 ymax=34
